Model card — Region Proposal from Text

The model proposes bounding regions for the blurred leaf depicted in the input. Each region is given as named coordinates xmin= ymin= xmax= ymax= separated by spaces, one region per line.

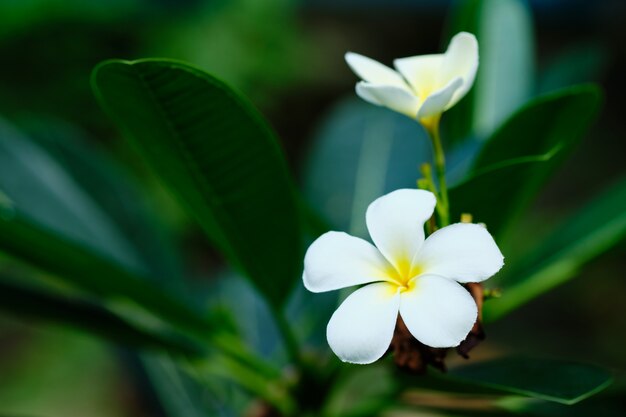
xmin=445 ymin=138 xmax=483 ymax=187
xmin=22 ymin=118 xmax=185 ymax=287
xmin=538 ymin=43 xmax=609 ymax=95
xmin=484 ymin=176 xmax=626 ymax=321
xmin=0 ymin=0 xmax=142 ymax=39
xmin=443 ymin=0 xmax=534 ymax=143
xmin=207 ymin=270 xmax=283 ymax=361
xmin=0 ymin=199 xmax=280 ymax=390
xmin=502 ymin=386 xmax=626 ymax=417
xmin=0 ymin=205 xmax=213 ymax=339
xmin=449 ymin=85 xmax=602 ymax=241
xmin=286 ymin=279 xmax=338 ymax=350
xmin=0 ymin=117 xmax=212 ymax=338
xmin=0 ymin=118 xmax=287 ymax=385
xmin=447 ymin=356 xmax=612 ymax=405
xmin=193 ymin=352 xmax=295 ymax=415
xmin=303 ymin=98 xmax=431 ymax=238
xmin=92 ymin=59 xmax=302 ymax=307
xmin=322 ymin=365 xmax=397 ymax=417
xmin=0 ymin=117 xmax=144 ymax=273
xmin=150 ymin=0 xmax=309 ymax=107
xmin=0 ymin=324 xmax=128 ymax=417
xmin=0 ymin=277 xmax=202 ymax=356
xmin=141 ymin=354 xmax=235 ymax=417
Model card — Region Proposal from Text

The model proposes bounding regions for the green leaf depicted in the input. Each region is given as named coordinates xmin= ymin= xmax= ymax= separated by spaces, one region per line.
xmin=22 ymin=117 xmax=185 ymax=288
xmin=0 ymin=276 xmax=203 ymax=356
xmin=537 ymin=42 xmax=609 ymax=95
xmin=443 ymin=0 xmax=534 ymax=143
xmin=303 ymin=98 xmax=431 ymax=238
xmin=0 ymin=205 xmax=212 ymax=338
xmin=92 ymin=59 xmax=302 ymax=307
xmin=0 ymin=117 xmax=211 ymax=337
xmin=140 ymin=354 xmax=222 ymax=417
xmin=322 ymin=365 xmax=397 ymax=417
xmin=484 ymin=176 xmax=626 ymax=321
xmin=503 ymin=388 xmax=626 ymax=417
xmin=0 ymin=116 xmax=255 ymax=372
xmin=447 ymin=357 xmax=613 ymax=405
xmin=0 ymin=117 xmax=144 ymax=273
xmin=449 ymin=85 xmax=602 ymax=240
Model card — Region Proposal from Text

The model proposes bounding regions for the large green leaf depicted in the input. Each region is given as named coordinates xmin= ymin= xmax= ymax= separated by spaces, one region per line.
xmin=484 ymin=176 xmax=626 ymax=321
xmin=0 ymin=276 xmax=202 ymax=356
xmin=443 ymin=0 xmax=534 ymax=144
xmin=447 ymin=357 xmax=612 ymax=405
xmin=92 ymin=59 xmax=302 ymax=307
xmin=303 ymin=98 xmax=431 ymax=238
xmin=449 ymin=85 xmax=602 ymax=241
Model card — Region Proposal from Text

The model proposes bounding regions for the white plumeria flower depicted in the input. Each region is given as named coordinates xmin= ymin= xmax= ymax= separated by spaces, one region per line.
xmin=303 ymin=189 xmax=503 ymax=364
xmin=345 ymin=32 xmax=478 ymax=123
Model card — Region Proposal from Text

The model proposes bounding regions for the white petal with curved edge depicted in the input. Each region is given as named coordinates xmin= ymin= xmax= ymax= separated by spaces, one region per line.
xmin=327 ymin=282 xmax=400 ymax=364
xmin=303 ymin=231 xmax=391 ymax=293
xmin=417 ymin=77 xmax=463 ymax=119
xmin=345 ymin=52 xmax=408 ymax=88
xmin=400 ymin=274 xmax=477 ymax=348
xmin=366 ymin=189 xmax=436 ymax=274
xmin=416 ymin=223 xmax=504 ymax=283
xmin=356 ymin=82 xmax=420 ymax=118
xmin=440 ymin=32 xmax=479 ymax=109
xmin=394 ymin=54 xmax=444 ymax=98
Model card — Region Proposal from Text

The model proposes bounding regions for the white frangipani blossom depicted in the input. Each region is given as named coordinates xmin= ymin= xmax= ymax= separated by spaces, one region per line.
xmin=303 ymin=189 xmax=503 ymax=364
xmin=345 ymin=32 xmax=479 ymax=122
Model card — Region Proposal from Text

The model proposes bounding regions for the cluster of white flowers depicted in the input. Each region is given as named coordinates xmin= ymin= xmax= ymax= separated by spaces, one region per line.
xmin=302 ymin=33 xmax=504 ymax=365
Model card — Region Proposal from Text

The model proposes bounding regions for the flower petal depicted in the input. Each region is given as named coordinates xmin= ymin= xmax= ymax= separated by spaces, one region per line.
xmin=345 ymin=52 xmax=408 ymax=88
xmin=303 ymin=231 xmax=391 ymax=293
xmin=393 ymin=54 xmax=444 ymax=99
xmin=327 ymin=282 xmax=399 ymax=364
xmin=416 ymin=77 xmax=463 ymax=119
xmin=440 ymin=32 xmax=479 ymax=109
xmin=400 ymin=274 xmax=477 ymax=348
xmin=356 ymin=82 xmax=420 ymax=118
xmin=416 ymin=223 xmax=504 ymax=283
xmin=366 ymin=189 xmax=436 ymax=274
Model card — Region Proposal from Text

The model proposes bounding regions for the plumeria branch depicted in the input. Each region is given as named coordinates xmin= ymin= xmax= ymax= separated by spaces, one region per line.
xmin=418 ymin=163 xmax=439 ymax=234
xmin=423 ymin=117 xmax=450 ymax=228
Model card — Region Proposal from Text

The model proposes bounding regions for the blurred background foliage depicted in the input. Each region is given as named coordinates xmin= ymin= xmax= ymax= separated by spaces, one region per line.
xmin=0 ymin=0 xmax=625 ymax=416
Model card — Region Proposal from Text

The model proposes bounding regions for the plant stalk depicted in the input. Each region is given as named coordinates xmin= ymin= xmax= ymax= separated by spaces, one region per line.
xmin=424 ymin=117 xmax=450 ymax=227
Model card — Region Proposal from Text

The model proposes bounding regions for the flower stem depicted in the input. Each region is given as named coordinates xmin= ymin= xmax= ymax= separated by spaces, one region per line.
xmin=423 ymin=117 xmax=450 ymax=227
xmin=418 ymin=163 xmax=439 ymax=234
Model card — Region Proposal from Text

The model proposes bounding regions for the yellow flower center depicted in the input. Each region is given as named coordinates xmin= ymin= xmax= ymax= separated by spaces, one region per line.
xmin=386 ymin=257 xmax=422 ymax=293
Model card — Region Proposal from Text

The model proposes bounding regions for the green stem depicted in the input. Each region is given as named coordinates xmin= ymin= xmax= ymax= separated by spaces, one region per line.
xmin=424 ymin=117 xmax=450 ymax=227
